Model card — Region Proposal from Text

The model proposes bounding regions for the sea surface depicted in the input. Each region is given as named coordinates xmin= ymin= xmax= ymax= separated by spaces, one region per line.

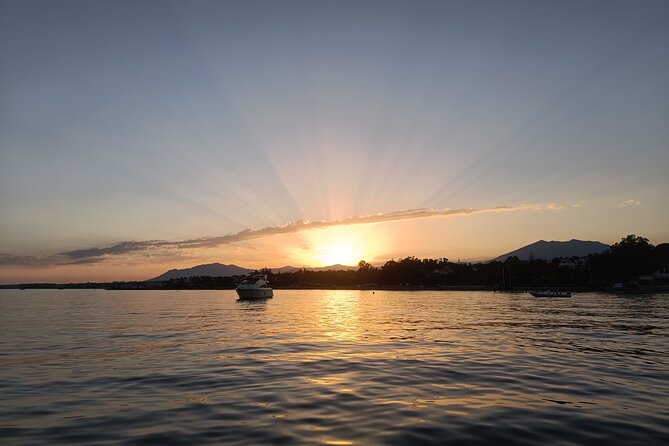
xmin=1 ymin=289 xmax=668 ymax=445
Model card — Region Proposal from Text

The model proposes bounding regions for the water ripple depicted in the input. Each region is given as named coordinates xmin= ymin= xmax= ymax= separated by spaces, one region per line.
xmin=1 ymin=290 xmax=668 ymax=445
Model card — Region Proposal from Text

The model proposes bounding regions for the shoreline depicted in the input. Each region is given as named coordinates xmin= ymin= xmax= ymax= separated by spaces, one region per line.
xmin=2 ymin=284 xmax=668 ymax=294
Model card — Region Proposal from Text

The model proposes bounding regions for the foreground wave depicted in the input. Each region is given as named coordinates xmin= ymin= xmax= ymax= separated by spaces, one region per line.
xmin=1 ymin=290 xmax=668 ymax=445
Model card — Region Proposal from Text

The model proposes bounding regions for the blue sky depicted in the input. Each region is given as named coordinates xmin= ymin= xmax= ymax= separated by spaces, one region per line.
xmin=1 ymin=0 xmax=667 ymax=281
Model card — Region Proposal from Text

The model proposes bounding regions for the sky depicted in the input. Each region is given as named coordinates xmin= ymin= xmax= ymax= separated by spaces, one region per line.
xmin=1 ymin=0 xmax=668 ymax=283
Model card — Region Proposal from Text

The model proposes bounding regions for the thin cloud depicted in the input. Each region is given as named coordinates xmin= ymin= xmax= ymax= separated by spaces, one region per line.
xmin=0 ymin=253 xmax=58 ymax=267
xmin=2 ymin=203 xmax=565 ymax=267
xmin=616 ymin=199 xmax=641 ymax=208
xmin=169 ymin=203 xmax=565 ymax=251
xmin=63 ymin=241 xmax=160 ymax=261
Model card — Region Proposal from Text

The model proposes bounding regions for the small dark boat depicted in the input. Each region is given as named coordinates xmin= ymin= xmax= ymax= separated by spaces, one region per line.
xmin=531 ymin=291 xmax=571 ymax=298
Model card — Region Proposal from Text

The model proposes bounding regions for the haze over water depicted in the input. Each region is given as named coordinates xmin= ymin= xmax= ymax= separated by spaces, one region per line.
xmin=1 ymin=290 xmax=668 ymax=445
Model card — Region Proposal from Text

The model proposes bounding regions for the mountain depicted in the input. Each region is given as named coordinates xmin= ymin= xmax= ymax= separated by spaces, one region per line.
xmin=493 ymin=239 xmax=609 ymax=262
xmin=149 ymin=263 xmax=357 ymax=281
xmin=275 ymin=264 xmax=357 ymax=272
xmin=308 ymin=264 xmax=358 ymax=271
xmin=272 ymin=266 xmax=300 ymax=274
xmin=149 ymin=263 xmax=253 ymax=281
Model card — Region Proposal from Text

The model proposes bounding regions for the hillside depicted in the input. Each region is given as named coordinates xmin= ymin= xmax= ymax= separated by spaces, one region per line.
xmin=149 ymin=263 xmax=356 ymax=281
xmin=149 ymin=263 xmax=253 ymax=281
xmin=493 ymin=239 xmax=609 ymax=261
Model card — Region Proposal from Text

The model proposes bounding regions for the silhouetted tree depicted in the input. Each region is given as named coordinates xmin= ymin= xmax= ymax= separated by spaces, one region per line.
xmin=609 ymin=234 xmax=654 ymax=280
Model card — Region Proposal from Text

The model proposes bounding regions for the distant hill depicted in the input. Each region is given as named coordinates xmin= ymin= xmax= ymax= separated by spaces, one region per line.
xmin=149 ymin=263 xmax=253 ymax=281
xmin=493 ymin=239 xmax=609 ymax=262
xmin=272 ymin=266 xmax=300 ymax=274
xmin=275 ymin=264 xmax=357 ymax=272
xmin=149 ymin=263 xmax=357 ymax=281
xmin=308 ymin=264 xmax=357 ymax=271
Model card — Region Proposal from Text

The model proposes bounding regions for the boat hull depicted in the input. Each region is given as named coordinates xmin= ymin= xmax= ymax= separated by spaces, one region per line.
xmin=530 ymin=291 xmax=571 ymax=297
xmin=236 ymin=288 xmax=273 ymax=299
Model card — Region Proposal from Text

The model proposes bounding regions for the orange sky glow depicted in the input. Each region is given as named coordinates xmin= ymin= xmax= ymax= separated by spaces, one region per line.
xmin=2 ymin=199 xmax=666 ymax=284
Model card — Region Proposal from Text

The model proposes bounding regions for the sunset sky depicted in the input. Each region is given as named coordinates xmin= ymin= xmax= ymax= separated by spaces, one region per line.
xmin=1 ymin=0 xmax=668 ymax=283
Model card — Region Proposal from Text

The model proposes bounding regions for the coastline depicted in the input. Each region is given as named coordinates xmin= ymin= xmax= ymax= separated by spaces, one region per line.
xmin=2 ymin=283 xmax=668 ymax=294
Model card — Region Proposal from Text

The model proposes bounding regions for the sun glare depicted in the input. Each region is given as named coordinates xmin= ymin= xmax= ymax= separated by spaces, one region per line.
xmin=319 ymin=243 xmax=361 ymax=266
xmin=289 ymin=225 xmax=386 ymax=268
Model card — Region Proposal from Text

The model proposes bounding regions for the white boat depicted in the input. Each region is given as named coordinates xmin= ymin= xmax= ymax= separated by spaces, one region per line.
xmin=530 ymin=291 xmax=571 ymax=297
xmin=236 ymin=275 xmax=273 ymax=299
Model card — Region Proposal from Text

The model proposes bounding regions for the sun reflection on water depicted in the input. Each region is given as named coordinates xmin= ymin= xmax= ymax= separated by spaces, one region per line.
xmin=316 ymin=291 xmax=361 ymax=341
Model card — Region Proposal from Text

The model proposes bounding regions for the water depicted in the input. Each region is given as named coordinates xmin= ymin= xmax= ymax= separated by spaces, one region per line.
xmin=1 ymin=290 xmax=668 ymax=445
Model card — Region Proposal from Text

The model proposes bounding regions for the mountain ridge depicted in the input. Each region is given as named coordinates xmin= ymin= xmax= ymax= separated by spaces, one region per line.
xmin=492 ymin=239 xmax=609 ymax=262
xmin=149 ymin=263 xmax=253 ymax=281
xmin=148 ymin=263 xmax=357 ymax=281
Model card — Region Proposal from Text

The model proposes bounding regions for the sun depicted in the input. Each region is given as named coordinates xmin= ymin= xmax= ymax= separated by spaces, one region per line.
xmin=319 ymin=243 xmax=361 ymax=266
xmin=293 ymin=225 xmax=383 ymax=268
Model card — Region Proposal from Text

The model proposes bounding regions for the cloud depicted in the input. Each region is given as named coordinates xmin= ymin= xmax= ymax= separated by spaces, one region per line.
xmin=1 ymin=203 xmax=565 ymax=267
xmin=63 ymin=241 xmax=159 ymax=262
xmin=616 ymin=199 xmax=641 ymax=208
xmin=0 ymin=253 xmax=58 ymax=267
xmin=166 ymin=203 xmax=565 ymax=251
